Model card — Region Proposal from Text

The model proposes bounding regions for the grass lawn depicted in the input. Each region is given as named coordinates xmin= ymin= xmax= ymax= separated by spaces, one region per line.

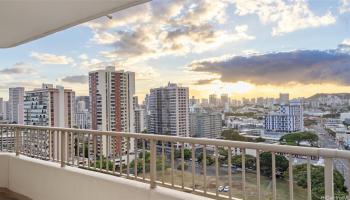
xmin=153 ymin=169 xmax=307 ymax=200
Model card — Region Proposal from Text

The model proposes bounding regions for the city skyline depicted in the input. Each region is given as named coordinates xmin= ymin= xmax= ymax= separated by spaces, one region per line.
xmin=0 ymin=0 xmax=350 ymax=100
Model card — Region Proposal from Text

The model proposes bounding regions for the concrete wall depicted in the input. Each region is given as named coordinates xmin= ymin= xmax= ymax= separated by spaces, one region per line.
xmin=0 ymin=153 xmax=210 ymax=200
xmin=0 ymin=153 xmax=9 ymax=188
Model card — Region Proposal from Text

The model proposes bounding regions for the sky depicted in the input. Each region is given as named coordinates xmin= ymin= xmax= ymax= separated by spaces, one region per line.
xmin=0 ymin=0 xmax=350 ymax=101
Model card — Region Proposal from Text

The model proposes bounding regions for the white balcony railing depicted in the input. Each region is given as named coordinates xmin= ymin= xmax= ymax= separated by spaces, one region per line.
xmin=1 ymin=124 xmax=350 ymax=200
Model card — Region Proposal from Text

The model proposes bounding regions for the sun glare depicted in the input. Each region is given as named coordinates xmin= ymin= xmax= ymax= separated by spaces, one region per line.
xmin=210 ymin=81 xmax=254 ymax=95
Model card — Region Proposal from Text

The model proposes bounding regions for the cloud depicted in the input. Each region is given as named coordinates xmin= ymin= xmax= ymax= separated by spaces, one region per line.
xmin=95 ymin=23 xmax=254 ymax=63
xmin=234 ymin=0 xmax=336 ymax=36
xmin=31 ymin=52 xmax=74 ymax=65
xmin=0 ymin=62 xmax=36 ymax=75
xmin=61 ymin=75 xmax=88 ymax=84
xmin=0 ymin=80 xmax=42 ymax=90
xmin=78 ymin=54 xmax=89 ymax=60
xmin=342 ymin=38 xmax=350 ymax=46
xmin=190 ymin=48 xmax=350 ymax=86
xmin=340 ymin=0 xmax=350 ymax=13
xmin=193 ymin=78 xmax=218 ymax=85
xmin=338 ymin=40 xmax=350 ymax=54
xmin=86 ymin=0 xmax=254 ymax=63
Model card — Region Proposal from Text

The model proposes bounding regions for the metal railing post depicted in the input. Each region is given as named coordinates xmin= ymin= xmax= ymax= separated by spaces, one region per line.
xmin=150 ymin=139 xmax=157 ymax=189
xmin=324 ymin=157 xmax=334 ymax=199
xmin=61 ymin=131 xmax=66 ymax=167
xmin=15 ymin=127 xmax=20 ymax=156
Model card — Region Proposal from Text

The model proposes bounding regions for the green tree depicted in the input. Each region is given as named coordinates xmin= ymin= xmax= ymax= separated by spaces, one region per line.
xmin=221 ymin=129 xmax=247 ymax=141
xmin=174 ymin=149 xmax=192 ymax=160
xmin=255 ymin=137 xmax=266 ymax=143
xmin=304 ymin=118 xmax=318 ymax=127
xmin=289 ymin=164 xmax=347 ymax=200
xmin=221 ymin=129 xmax=264 ymax=143
xmin=280 ymin=131 xmax=318 ymax=147
xmin=196 ymin=152 xmax=215 ymax=166
xmin=91 ymin=159 xmax=115 ymax=171
xmin=130 ymin=151 xmax=169 ymax=173
xmin=259 ymin=152 xmax=288 ymax=177
xmin=232 ymin=154 xmax=256 ymax=169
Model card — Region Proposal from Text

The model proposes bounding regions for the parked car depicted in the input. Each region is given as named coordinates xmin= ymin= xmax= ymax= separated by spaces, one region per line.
xmin=217 ymin=186 xmax=224 ymax=192
xmin=223 ymin=186 xmax=229 ymax=192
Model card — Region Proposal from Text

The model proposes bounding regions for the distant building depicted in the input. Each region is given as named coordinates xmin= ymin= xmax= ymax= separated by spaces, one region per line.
xmin=340 ymin=113 xmax=350 ymax=123
xmin=220 ymin=94 xmax=229 ymax=106
xmin=279 ymin=93 xmax=289 ymax=104
xmin=133 ymin=96 xmax=139 ymax=109
xmin=209 ymin=94 xmax=218 ymax=106
xmin=75 ymin=100 xmax=90 ymax=129
xmin=264 ymin=100 xmax=304 ymax=135
xmin=3 ymin=101 xmax=10 ymax=121
xmin=226 ymin=116 xmax=263 ymax=130
xmin=256 ymin=97 xmax=265 ymax=106
xmin=133 ymin=96 xmax=146 ymax=133
xmin=148 ymin=82 xmax=189 ymax=137
xmin=190 ymin=107 xmax=222 ymax=138
xmin=250 ymin=98 xmax=256 ymax=105
xmin=75 ymin=96 xmax=90 ymax=112
xmin=134 ymin=108 xmax=146 ymax=133
xmin=201 ymin=98 xmax=209 ymax=106
xmin=189 ymin=96 xmax=200 ymax=106
xmin=242 ymin=97 xmax=250 ymax=105
xmin=9 ymin=87 xmax=24 ymax=124
xmin=0 ymin=98 xmax=3 ymax=120
xmin=230 ymin=99 xmax=241 ymax=107
xmin=24 ymin=84 xmax=75 ymax=127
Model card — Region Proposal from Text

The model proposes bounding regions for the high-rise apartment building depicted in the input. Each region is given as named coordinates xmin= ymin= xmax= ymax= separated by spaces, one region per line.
xmin=148 ymin=83 xmax=189 ymax=137
xmin=264 ymin=100 xmax=304 ymax=135
xmin=75 ymin=96 xmax=90 ymax=112
xmin=89 ymin=66 xmax=135 ymax=155
xmin=133 ymin=96 xmax=146 ymax=133
xmin=75 ymin=100 xmax=90 ymax=129
xmin=0 ymin=98 xmax=3 ymax=120
xmin=3 ymin=101 xmax=10 ymax=121
xmin=24 ymin=84 xmax=75 ymax=127
xmin=134 ymin=108 xmax=146 ymax=133
xmin=23 ymin=84 xmax=75 ymax=160
xmin=9 ymin=87 xmax=24 ymax=124
xmin=190 ymin=107 xmax=222 ymax=138
xmin=279 ymin=93 xmax=290 ymax=105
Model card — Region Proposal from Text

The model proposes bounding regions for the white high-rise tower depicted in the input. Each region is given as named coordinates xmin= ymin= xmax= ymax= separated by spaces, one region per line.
xmin=89 ymin=66 xmax=135 ymax=156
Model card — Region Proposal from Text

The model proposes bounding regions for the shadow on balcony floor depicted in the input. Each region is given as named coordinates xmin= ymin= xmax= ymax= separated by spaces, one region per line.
xmin=0 ymin=188 xmax=31 ymax=200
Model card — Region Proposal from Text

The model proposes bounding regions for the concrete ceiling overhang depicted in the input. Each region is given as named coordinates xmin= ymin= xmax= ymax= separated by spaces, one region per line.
xmin=0 ymin=0 xmax=149 ymax=48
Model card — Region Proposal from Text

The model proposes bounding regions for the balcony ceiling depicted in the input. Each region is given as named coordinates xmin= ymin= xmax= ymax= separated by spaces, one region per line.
xmin=0 ymin=0 xmax=149 ymax=48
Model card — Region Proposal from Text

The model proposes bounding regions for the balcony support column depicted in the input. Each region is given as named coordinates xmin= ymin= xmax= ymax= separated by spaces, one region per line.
xmin=61 ymin=131 xmax=66 ymax=167
xmin=15 ymin=127 xmax=20 ymax=156
xmin=150 ymin=139 xmax=157 ymax=189
xmin=324 ymin=157 xmax=334 ymax=199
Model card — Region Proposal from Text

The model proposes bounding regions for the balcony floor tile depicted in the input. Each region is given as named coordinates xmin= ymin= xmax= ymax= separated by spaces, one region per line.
xmin=0 ymin=188 xmax=31 ymax=200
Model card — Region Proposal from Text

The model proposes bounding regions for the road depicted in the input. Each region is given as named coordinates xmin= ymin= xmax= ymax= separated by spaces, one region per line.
xmin=312 ymin=124 xmax=349 ymax=186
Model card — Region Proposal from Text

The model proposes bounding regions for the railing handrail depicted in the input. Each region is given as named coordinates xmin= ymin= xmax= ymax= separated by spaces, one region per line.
xmin=1 ymin=124 xmax=350 ymax=159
